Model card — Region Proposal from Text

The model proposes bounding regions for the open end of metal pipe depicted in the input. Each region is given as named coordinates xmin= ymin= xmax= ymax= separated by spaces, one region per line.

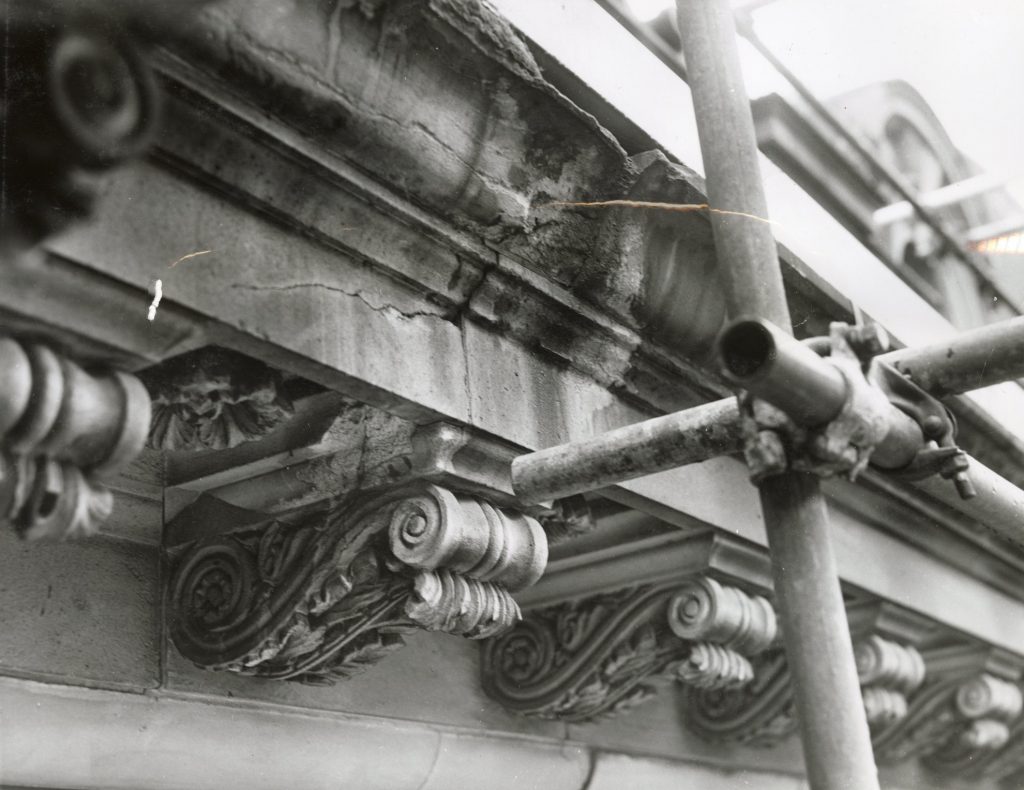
xmin=719 ymin=319 xmax=776 ymax=383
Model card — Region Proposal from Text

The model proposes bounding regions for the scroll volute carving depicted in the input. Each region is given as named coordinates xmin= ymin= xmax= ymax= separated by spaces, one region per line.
xmin=169 ymin=483 xmax=547 ymax=683
xmin=871 ymin=646 xmax=1024 ymax=772
xmin=855 ymin=635 xmax=925 ymax=729
xmin=0 ymin=336 xmax=151 ymax=539
xmin=140 ymin=347 xmax=296 ymax=452
xmin=681 ymin=646 xmax=801 ymax=748
xmin=480 ymin=576 xmax=776 ymax=723
xmin=1 ymin=1 xmax=220 ymax=254
xmin=683 ymin=600 xmax=931 ymax=749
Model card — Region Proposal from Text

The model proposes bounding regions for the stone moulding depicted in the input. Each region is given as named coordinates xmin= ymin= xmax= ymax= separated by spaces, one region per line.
xmin=479 ymin=575 xmax=777 ymax=722
xmin=0 ymin=336 xmax=151 ymax=539
xmin=169 ymin=482 xmax=547 ymax=683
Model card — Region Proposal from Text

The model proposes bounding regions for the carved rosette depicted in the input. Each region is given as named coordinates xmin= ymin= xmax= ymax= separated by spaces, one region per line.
xmin=480 ymin=576 xmax=776 ymax=722
xmin=855 ymin=635 xmax=926 ymax=728
xmin=169 ymin=483 xmax=547 ymax=683
xmin=0 ymin=337 xmax=151 ymax=539
xmin=141 ymin=347 xmax=295 ymax=452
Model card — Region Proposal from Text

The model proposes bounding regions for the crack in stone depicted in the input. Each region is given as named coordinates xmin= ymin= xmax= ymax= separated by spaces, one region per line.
xmin=231 ymin=282 xmax=452 ymax=323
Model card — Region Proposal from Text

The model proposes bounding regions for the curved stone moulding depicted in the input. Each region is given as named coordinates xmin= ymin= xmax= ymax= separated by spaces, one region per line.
xmin=0 ymin=336 xmax=151 ymax=540
xmin=169 ymin=483 xmax=547 ymax=684
xmin=479 ymin=576 xmax=777 ymax=723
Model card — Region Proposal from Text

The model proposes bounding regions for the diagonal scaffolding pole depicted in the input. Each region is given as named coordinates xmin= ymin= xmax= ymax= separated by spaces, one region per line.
xmin=673 ymin=1 xmax=879 ymax=787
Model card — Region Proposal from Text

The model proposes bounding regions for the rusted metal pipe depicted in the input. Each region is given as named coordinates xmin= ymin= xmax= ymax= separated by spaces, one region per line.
xmin=719 ymin=317 xmax=923 ymax=470
xmin=512 ymin=398 xmax=742 ymax=504
xmin=913 ymin=458 xmax=1024 ymax=549
xmin=676 ymin=1 xmax=880 ymax=788
xmin=513 ymin=318 xmax=1024 ymax=507
xmin=880 ymin=316 xmax=1024 ymax=397
xmin=718 ymin=317 xmax=847 ymax=426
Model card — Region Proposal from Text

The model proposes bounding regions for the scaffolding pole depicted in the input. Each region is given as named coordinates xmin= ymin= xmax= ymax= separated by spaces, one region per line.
xmin=674 ymin=1 xmax=879 ymax=787
xmin=513 ymin=314 xmax=1024 ymax=504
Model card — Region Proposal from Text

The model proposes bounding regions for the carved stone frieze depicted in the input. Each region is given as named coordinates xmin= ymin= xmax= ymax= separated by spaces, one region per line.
xmin=480 ymin=576 xmax=776 ymax=722
xmin=169 ymin=483 xmax=547 ymax=683
xmin=141 ymin=347 xmax=295 ymax=452
xmin=0 ymin=336 xmax=151 ymax=539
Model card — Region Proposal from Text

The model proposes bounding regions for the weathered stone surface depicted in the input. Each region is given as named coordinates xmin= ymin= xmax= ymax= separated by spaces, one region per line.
xmin=0 ymin=529 xmax=159 ymax=688
xmin=176 ymin=0 xmax=630 ymax=284
xmin=164 ymin=629 xmax=566 ymax=739
xmin=585 ymin=752 xmax=808 ymax=790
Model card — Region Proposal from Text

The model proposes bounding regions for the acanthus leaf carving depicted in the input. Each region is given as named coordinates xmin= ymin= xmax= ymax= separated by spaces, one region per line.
xmin=169 ymin=483 xmax=545 ymax=683
xmin=480 ymin=576 xmax=777 ymax=723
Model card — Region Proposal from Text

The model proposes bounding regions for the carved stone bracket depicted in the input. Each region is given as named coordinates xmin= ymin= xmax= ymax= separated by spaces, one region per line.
xmin=479 ymin=575 xmax=776 ymax=722
xmin=168 ymin=483 xmax=547 ymax=683
xmin=684 ymin=646 xmax=797 ymax=746
xmin=683 ymin=601 xmax=936 ymax=750
xmin=855 ymin=635 xmax=925 ymax=728
xmin=874 ymin=667 xmax=1023 ymax=770
xmin=0 ymin=336 xmax=150 ymax=539
xmin=1 ymin=1 xmax=217 ymax=254
xmin=140 ymin=347 xmax=295 ymax=452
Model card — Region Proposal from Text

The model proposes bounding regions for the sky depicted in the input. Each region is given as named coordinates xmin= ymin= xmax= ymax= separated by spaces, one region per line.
xmin=626 ymin=0 xmax=1024 ymax=207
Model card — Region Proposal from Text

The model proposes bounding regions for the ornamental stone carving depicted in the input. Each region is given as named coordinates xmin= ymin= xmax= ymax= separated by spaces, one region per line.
xmin=1 ymin=1 xmax=216 ymax=254
xmin=683 ymin=647 xmax=798 ymax=746
xmin=169 ymin=483 xmax=547 ymax=683
xmin=479 ymin=576 xmax=776 ymax=722
xmin=141 ymin=347 xmax=295 ymax=452
xmin=855 ymin=634 xmax=925 ymax=728
xmin=0 ymin=336 xmax=151 ymax=539
xmin=875 ymin=670 xmax=1022 ymax=769
xmin=538 ymin=495 xmax=594 ymax=545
